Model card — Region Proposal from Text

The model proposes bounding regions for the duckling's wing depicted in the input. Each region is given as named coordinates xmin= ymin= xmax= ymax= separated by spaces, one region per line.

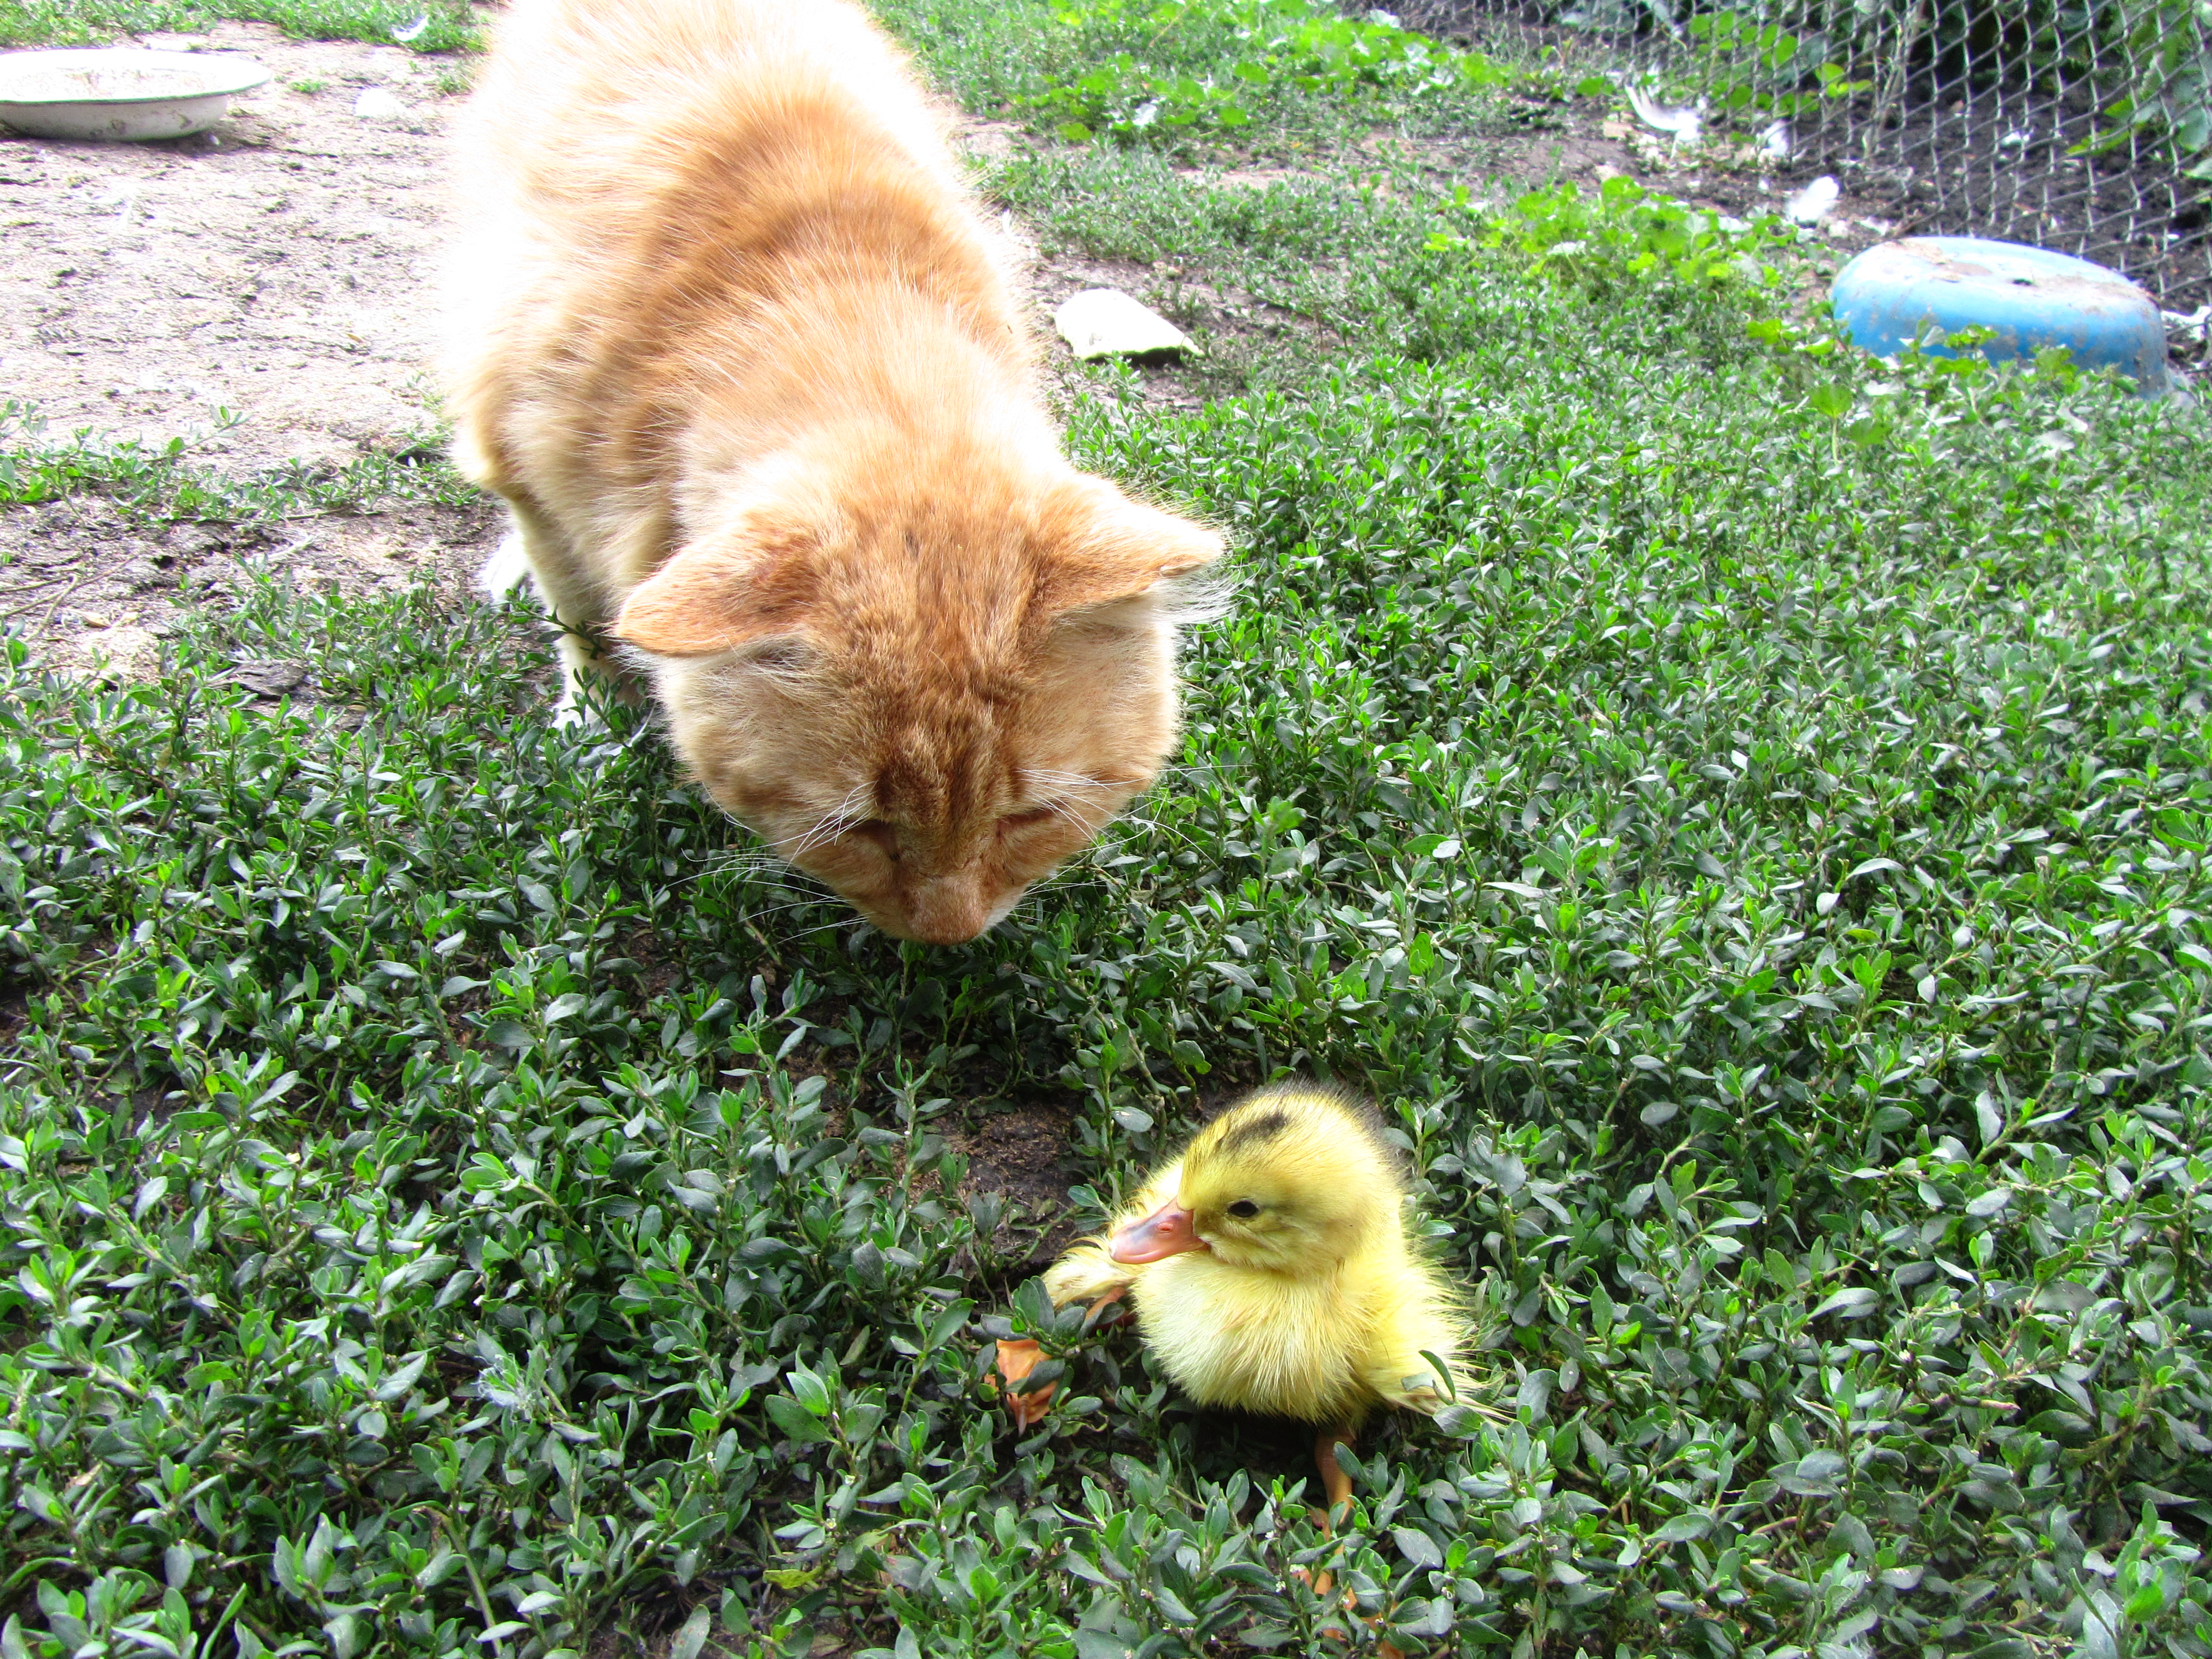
xmin=1043 ymin=1241 xmax=1131 ymax=1307
xmin=1362 ymin=1258 xmax=1479 ymax=1416
xmin=1364 ymin=1352 xmax=1475 ymax=1416
xmin=1043 ymin=1160 xmax=1183 ymax=1308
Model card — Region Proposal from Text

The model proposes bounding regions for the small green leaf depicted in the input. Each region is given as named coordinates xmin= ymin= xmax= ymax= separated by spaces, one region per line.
xmin=1806 ymin=382 xmax=1853 ymax=419
xmin=1392 ymin=1526 xmax=1443 ymax=1569
xmin=15 ymin=1486 xmax=62 ymax=1525
xmin=766 ymin=1395 xmax=832 ymax=1444
xmin=788 ymin=1365 xmax=833 ymax=1417
xmin=1810 ymin=1286 xmax=1880 ymax=1320
xmin=485 ymin=1019 xmax=531 ymax=1051
xmin=670 ymin=1606 xmax=712 ymax=1659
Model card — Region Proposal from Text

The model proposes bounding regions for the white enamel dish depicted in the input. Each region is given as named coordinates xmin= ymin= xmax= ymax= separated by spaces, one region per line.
xmin=0 ymin=49 xmax=271 ymax=141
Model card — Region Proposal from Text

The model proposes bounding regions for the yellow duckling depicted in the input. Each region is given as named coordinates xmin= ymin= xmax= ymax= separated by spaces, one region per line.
xmin=1041 ymin=1083 xmax=1476 ymax=1508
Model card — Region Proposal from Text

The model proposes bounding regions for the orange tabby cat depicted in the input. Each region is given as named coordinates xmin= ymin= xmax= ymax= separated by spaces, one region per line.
xmin=441 ymin=0 xmax=1222 ymax=944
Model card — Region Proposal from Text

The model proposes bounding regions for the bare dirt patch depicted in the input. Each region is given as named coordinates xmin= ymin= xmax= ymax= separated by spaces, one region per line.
xmin=991 ymin=97 xmax=1916 ymax=413
xmin=0 ymin=491 xmax=488 ymax=678
xmin=1381 ymin=90 xmax=1913 ymax=260
xmin=0 ymin=18 xmax=501 ymax=676
xmin=946 ymin=1099 xmax=1084 ymax=1270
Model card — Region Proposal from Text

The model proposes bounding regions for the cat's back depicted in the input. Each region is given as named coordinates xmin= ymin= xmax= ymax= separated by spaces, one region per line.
xmin=457 ymin=0 xmax=963 ymax=231
xmin=443 ymin=0 xmax=1019 ymax=493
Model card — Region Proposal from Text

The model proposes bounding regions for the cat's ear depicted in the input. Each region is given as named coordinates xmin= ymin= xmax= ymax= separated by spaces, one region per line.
xmin=612 ymin=523 xmax=817 ymax=657
xmin=1041 ymin=486 xmax=1223 ymax=618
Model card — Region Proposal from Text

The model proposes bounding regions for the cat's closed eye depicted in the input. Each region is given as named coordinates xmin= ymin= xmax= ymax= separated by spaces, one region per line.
xmin=998 ymin=805 xmax=1061 ymax=836
xmin=848 ymin=819 xmax=899 ymax=857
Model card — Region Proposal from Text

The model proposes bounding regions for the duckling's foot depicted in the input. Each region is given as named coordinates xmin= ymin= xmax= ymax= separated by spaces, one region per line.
xmin=993 ymin=1339 xmax=1056 ymax=1430
xmin=1314 ymin=1422 xmax=1355 ymax=1521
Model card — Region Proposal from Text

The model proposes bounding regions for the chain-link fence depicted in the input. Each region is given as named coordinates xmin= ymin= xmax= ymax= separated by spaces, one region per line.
xmin=1395 ymin=0 xmax=2211 ymax=315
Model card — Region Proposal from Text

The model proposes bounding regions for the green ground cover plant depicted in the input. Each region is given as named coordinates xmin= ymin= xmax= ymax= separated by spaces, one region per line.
xmin=2 ymin=2 xmax=2210 ymax=1658
xmin=1017 ymin=0 xmax=1516 ymax=143
xmin=880 ymin=0 xmax=1594 ymax=163
xmin=0 ymin=405 xmax=477 ymax=528
xmin=975 ymin=146 xmax=1803 ymax=400
xmin=0 ymin=0 xmax=475 ymax=52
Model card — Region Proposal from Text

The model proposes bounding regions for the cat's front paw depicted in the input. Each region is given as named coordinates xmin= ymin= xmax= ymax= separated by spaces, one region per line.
xmin=479 ymin=530 xmax=532 ymax=600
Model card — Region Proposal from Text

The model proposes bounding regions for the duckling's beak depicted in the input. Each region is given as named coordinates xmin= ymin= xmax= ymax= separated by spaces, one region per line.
xmin=1108 ymin=1201 xmax=1206 ymax=1264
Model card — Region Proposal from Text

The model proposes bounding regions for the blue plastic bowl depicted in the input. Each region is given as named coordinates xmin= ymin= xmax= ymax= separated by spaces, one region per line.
xmin=1831 ymin=237 xmax=2168 ymax=395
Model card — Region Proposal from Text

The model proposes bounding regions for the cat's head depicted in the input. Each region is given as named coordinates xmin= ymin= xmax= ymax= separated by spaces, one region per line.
xmin=611 ymin=461 xmax=1222 ymax=944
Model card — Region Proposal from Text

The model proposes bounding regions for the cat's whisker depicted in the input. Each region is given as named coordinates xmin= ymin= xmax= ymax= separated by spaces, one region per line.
xmin=1024 ymin=772 xmax=1125 ymax=802
xmin=1022 ymin=772 xmax=1137 ymax=820
xmin=738 ymin=908 xmax=835 ymax=930
xmin=735 ymin=897 xmax=850 ymax=927
xmin=1025 ymin=863 xmax=1103 ymax=898
xmin=697 ymin=851 xmax=790 ymax=873
xmin=788 ymin=820 xmax=851 ymax=860
xmin=1112 ymin=813 xmax=1207 ymax=858
xmin=768 ymin=914 xmax=869 ymax=946
xmin=685 ymin=854 xmax=808 ymax=889
xmin=787 ymin=783 xmax=876 ymax=860
xmin=1041 ymin=798 xmax=1095 ymax=832
xmin=755 ymin=870 xmax=842 ymax=897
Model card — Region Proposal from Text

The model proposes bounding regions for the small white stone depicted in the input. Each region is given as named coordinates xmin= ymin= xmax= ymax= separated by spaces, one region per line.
xmin=352 ymin=86 xmax=408 ymax=121
xmin=1052 ymin=288 xmax=1191 ymax=361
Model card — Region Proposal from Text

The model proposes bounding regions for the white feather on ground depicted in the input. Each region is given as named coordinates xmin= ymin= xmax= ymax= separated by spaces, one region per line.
xmin=1784 ymin=175 xmax=1841 ymax=225
xmin=1626 ymin=84 xmax=1703 ymax=145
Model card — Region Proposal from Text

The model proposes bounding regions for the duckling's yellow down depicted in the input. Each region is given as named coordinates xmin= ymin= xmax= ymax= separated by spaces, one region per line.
xmin=1044 ymin=1084 xmax=1471 ymax=1429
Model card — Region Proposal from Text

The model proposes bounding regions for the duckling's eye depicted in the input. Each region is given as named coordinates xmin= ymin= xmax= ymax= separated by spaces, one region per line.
xmin=1226 ymin=1200 xmax=1260 ymax=1219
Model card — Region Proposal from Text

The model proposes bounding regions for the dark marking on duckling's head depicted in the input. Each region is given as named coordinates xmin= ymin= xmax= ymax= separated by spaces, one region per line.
xmin=1216 ymin=1109 xmax=1291 ymax=1156
xmin=1207 ymin=1083 xmax=1404 ymax=1178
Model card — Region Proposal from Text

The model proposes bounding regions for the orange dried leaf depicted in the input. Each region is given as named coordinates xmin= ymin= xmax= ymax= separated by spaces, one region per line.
xmin=993 ymin=1338 xmax=1056 ymax=1429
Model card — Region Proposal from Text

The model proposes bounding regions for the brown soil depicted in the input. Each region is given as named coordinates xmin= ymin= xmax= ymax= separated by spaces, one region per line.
xmin=0 ymin=19 xmax=503 ymax=677
xmin=1396 ymin=88 xmax=1919 ymax=267
xmin=945 ymin=1099 xmax=1083 ymax=1269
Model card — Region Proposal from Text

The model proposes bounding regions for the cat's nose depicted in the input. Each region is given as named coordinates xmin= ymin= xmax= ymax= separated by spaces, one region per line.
xmin=904 ymin=874 xmax=989 ymax=945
